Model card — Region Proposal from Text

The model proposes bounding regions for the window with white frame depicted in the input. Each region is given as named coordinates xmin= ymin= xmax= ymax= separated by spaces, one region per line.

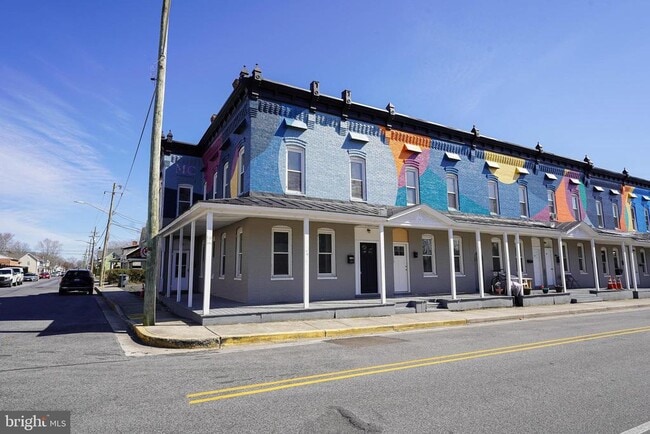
xmin=577 ymin=243 xmax=587 ymax=273
xmin=640 ymin=249 xmax=648 ymax=274
xmin=177 ymin=185 xmax=192 ymax=216
xmin=237 ymin=148 xmax=245 ymax=196
xmin=222 ymin=161 xmax=230 ymax=198
xmin=405 ymin=168 xmax=419 ymax=205
xmin=518 ymin=185 xmax=529 ymax=217
xmin=235 ymin=227 xmax=243 ymax=278
xmin=547 ymin=189 xmax=556 ymax=220
xmin=600 ymin=248 xmax=609 ymax=274
xmin=272 ymin=226 xmax=292 ymax=277
xmin=350 ymin=157 xmax=366 ymax=201
xmin=488 ymin=180 xmax=499 ymax=215
xmin=562 ymin=242 xmax=570 ymax=273
xmin=422 ymin=234 xmax=436 ymax=276
xmin=571 ymin=193 xmax=581 ymax=221
xmin=630 ymin=201 xmax=637 ymax=231
xmin=453 ymin=236 xmax=464 ymax=275
xmin=219 ymin=233 xmax=226 ymax=278
xmin=612 ymin=248 xmax=621 ymax=273
xmin=317 ymin=229 xmax=335 ymax=277
xmin=491 ymin=238 xmax=502 ymax=273
xmin=203 ymin=181 xmax=207 ymax=200
xmin=645 ymin=208 xmax=650 ymax=232
xmin=447 ymin=174 xmax=459 ymax=211
xmin=287 ymin=146 xmax=305 ymax=194
xmin=596 ymin=200 xmax=604 ymax=228
xmin=517 ymin=240 xmax=526 ymax=274
xmin=612 ymin=202 xmax=620 ymax=229
xmin=213 ymin=170 xmax=219 ymax=199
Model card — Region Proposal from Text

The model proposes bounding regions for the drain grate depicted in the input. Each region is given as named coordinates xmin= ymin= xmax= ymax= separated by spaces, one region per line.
xmin=325 ymin=336 xmax=405 ymax=347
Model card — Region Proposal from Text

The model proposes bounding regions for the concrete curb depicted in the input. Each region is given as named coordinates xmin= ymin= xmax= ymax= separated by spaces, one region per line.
xmin=133 ymin=325 xmax=221 ymax=349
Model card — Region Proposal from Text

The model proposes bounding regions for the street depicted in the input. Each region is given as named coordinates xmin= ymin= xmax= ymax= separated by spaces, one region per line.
xmin=1 ymin=281 xmax=649 ymax=433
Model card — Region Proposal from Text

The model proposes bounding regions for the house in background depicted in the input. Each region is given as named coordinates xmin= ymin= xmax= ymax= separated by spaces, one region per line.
xmin=155 ymin=67 xmax=650 ymax=317
xmin=18 ymin=253 xmax=43 ymax=273
xmin=0 ymin=254 xmax=20 ymax=268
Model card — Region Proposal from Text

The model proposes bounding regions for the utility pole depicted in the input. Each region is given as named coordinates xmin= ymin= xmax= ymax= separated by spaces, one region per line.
xmin=99 ymin=183 xmax=120 ymax=287
xmin=89 ymin=227 xmax=97 ymax=273
xmin=144 ymin=0 xmax=171 ymax=326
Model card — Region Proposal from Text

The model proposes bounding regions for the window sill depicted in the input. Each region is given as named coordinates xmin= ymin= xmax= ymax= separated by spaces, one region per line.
xmin=234 ymin=277 xmax=242 ymax=281
xmin=455 ymin=274 xmax=466 ymax=277
xmin=218 ymin=276 xmax=225 ymax=280
xmin=423 ymin=274 xmax=438 ymax=278
xmin=271 ymin=277 xmax=294 ymax=281
xmin=317 ymin=276 xmax=337 ymax=280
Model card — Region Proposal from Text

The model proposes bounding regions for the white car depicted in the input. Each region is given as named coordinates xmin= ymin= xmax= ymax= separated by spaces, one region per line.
xmin=0 ymin=268 xmax=16 ymax=287
xmin=11 ymin=267 xmax=24 ymax=285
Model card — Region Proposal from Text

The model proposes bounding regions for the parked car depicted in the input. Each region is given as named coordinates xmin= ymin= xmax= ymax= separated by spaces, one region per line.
xmin=0 ymin=268 xmax=16 ymax=287
xmin=59 ymin=269 xmax=95 ymax=295
xmin=23 ymin=272 xmax=38 ymax=282
xmin=11 ymin=267 xmax=24 ymax=285
xmin=39 ymin=272 xmax=50 ymax=279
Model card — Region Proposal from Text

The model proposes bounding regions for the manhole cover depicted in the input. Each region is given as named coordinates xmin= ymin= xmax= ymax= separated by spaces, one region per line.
xmin=326 ymin=336 xmax=405 ymax=347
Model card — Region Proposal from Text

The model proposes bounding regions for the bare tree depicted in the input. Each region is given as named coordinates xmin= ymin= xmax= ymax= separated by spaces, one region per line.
xmin=38 ymin=238 xmax=63 ymax=267
xmin=0 ymin=233 xmax=15 ymax=253
xmin=9 ymin=241 xmax=30 ymax=257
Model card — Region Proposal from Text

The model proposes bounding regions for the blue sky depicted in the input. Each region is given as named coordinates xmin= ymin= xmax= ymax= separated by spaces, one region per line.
xmin=2 ymin=0 xmax=649 ymax=259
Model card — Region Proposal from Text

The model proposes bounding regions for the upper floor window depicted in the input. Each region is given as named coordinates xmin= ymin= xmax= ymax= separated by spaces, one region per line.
xmin=453 ymin=236 xmax=464 ymax=275
xmin=350 ymin=157 xmax=366 ymax=201
xmin=317 ymin=229 xmax=336 ymax=277
xmin=405 ymin=168 xmax=419 ymax=205
xmin=596 ymin=200 xmax=604 ymax=228
xmin=612 ymin=202 xmax=620 ymax=229
xmin=571 ymin=193 xmax=581 ymax=221
xmin=518 ymin=185 xmax=529 ymax=218
xmin=177 ymin=184 xmax=192 ymax=216
xmin=577 ymin=243 xmax=587 ymax=273
xmin=447 ymin=174 xmax=459 ymax=211
xmin=630 ymin=201 xmax=637 ymax=231
xmin=422 ymin=234 xmax=436 ymax=276
xmin=237 ymin=148 xmax=245 ymax=196
xmin=547 ymin=189 xmax=557 ymax=220
xmin=645 ymin=207 xmax=650 ymax=232
xmin=235 ymin=227 xmax=243 ymax=278
xmin=491 ymin=238 xmax=503 ymax=273
xmin=272 ymin=226 xmax=292 ymax=278
xmin=287 ymin=146 xmax=305 ymax=194
xmin=222 ymin=161 xmax=230 ymax=198
xmin=488 ymin=180 xmax=499 ymax=215
xmin=212 ymin=170 xmax=219 ymax=199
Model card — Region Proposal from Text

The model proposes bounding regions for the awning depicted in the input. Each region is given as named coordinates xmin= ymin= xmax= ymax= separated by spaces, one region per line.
xmin=444 ymin=151 xmax=461 ymax=161
xmin=516 ymin=167 xmax=530 ymax=174
xmin=486 ymin=161 xmax=500 ymax=169
xmin=593 ymin=186 xmax=604 ymax=192
xmin=610 ymin=189 xmax=620 ymax=195
xmin=569 ymin=178 xmax=581 ymax=185
xmin=404 ymin=143 xmax=422 ymax=153
xmin=284 ymin=118 xmax=308 ymax=130
xmin=348 ymin=132 xmax=369 ymax=142
xmin=545 ymin=173 xmax=558 ymax=180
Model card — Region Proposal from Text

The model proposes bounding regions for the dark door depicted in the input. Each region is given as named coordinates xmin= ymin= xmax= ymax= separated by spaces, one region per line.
xmin=360 ymin=242 xmax=378 ymax=294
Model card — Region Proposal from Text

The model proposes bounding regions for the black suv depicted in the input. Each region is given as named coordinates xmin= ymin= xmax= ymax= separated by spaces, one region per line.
xmin=59 ymin=269 xmax=95 ymax=295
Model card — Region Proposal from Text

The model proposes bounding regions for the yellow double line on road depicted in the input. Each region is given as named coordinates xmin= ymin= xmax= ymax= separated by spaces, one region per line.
xmin=187 ymin=325 xmax=650 ymax=405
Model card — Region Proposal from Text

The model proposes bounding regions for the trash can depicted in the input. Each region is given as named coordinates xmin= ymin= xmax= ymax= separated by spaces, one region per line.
xmin=118 ymin=274 xmax=129 ymax=288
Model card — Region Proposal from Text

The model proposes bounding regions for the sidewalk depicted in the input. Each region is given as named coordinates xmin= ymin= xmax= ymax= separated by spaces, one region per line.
xmin=96 ymin=284 xmax=650 ymax=350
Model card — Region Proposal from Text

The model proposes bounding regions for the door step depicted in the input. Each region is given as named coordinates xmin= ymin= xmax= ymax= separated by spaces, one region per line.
xmin=570 ymin=294 xmax=603 ymax=303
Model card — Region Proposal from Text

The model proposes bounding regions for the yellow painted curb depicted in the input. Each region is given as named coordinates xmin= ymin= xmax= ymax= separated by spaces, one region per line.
xmin=219 ymin=330 xmax=326 ymax=347
xmin=324 ymin=325 xmax=395 ymax=338
xmin=392 ymin=319 xmax=468 ymax=332
xmin=133 ymin=326 xmax=220 ymax=349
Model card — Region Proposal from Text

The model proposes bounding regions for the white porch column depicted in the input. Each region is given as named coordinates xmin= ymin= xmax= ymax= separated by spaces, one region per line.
xmin=475 ymin=231 xmax=485 ymax=298
xmin=157 ymin=236 xmax=165 ymax=292
xmin=379 ymin=223 xmax=387 ymax=304
xmin=166 ymin=234 xmax=173 ymax=298
xmin=503 ymin=233 xmax=512 ymax=296
xmin=202 ymin=213 xmax=213 ymax=315
xmin=515 ymin=233 xmax=523 ymax=288
xmin=448 ymin=228 xmax=457 ymax=300
xmin=303 ymin=217 xmax=310 ymax=309
xmin=590 ymin=239 xmax=600 ymax=290
xmin=622 ymin=242 xmax=631 ymax=290
xmin=558 ymin=236 xmax=567 ymax=292
xmin=188 ymin=220 xmax=196 ymax=308
xmin=176 ymin=227 xmax=184 ymax=302
xmin=629 ymin=245 xmax=638 ymax=290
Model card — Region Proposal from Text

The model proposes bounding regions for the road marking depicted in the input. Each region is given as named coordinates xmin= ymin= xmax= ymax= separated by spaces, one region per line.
xmin=620 ymin=421 xmax=650 ymax=434
xmin=187 ymin=325 xmax=650 ymax=405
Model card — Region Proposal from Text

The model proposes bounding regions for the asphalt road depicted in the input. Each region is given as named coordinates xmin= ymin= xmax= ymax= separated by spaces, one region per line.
xmin=1 ymin=280 xmax=649 ymax=433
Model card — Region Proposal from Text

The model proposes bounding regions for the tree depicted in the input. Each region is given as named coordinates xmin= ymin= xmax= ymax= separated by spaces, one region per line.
xmin=0 ymin=233 xmax=15 ymax=253
xmin=9 ymin=241 xmax=30 ymax=258
xmin=38 ymin=238 xmax=63 ymax=267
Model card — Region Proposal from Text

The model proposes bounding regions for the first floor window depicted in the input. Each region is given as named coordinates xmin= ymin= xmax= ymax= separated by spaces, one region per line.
xmin=318 ymin=229 xmax=335 ymax=276
xmin=517 ymin=240 xmax=526 ymax=274
xmin=640 ymin=249 xmax=648 ymax=274
xmin=219 ymin=233 xmax=226 ymax=277
xmin=422 ymin=235 xmax=436 ymax=275
xmin=272 ymin=227 xmax=292 ymax=277
xmin=235 ymin=227 xmax=243 ymax=278
xmin=177 ymin=185 xmax=192 ymax=216
xmin=491 ymin=238 xmax=502 ymax=272
xmin=577 ymin=243 xmax=587 ymax=273
xmin=612 ymin=248 xmax=620 ymax=273
xmin=561 ymin=242 xmax=570 ymax=273
xmin=453 ymin=236 xmax=464 ymax=275
xmin=600 ymin=248 xmax=609 ymax=274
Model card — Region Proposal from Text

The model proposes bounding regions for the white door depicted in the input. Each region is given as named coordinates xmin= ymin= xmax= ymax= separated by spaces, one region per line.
xmin=531 ymin=238 xmax=544 ymax=287
xmin=544 ymin=247 xmax=556 ymax=287
xmin=393 ymin=243 xmax=410 ymax=293
xmin=172 ymin=250 xmax=189 ymax=290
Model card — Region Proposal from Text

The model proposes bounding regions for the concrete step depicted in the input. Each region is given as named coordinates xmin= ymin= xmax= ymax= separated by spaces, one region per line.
xmin=571 ymin=294 xmax=603 ymax=303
